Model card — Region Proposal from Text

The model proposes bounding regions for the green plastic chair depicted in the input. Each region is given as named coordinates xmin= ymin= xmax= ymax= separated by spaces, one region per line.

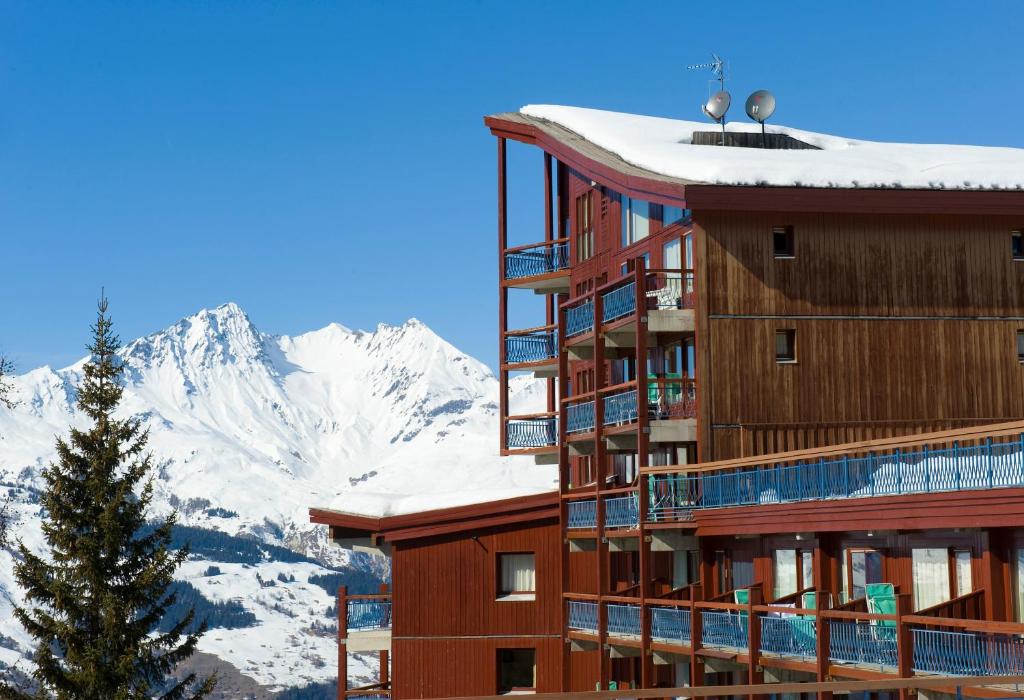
xmin=868 ymin=594 xmax=897 ymax=628
xmin=865 ymin=582 xmax=894 ymax=599
xmin=734 ymin=589 xmax=749 ymax=605
xmin=801 ymin=591 xmax=817 ymax=620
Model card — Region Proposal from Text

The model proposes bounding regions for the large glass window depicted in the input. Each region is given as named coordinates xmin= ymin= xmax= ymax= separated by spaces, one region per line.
xmin=575 ymin=191 xmax=594 ymax=262
xmin=845 ymin=549 xmax=883 ymax=600
xmin=663 ymin=204 xmax=689 ymax=226
xmin=954 ymin=550 xmax=972 ymax=596
xmin=912 ymin=548 xmax=951 ymax=610
xmin=621 ymin=195 xmax=650 ymax=247
xmin=497 ymin=648 xmax=536 ymax=693
xmin=802 ymin=551 xmax=814 ymax=590
xmin=498 ymin=553 xmax=536 ymax=599
xmin=773 ymin=549 xmax=798 ymax=599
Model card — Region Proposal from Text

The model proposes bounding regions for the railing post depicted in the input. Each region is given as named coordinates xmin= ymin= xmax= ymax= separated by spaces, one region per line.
xmin=896 ymin=593 xmax=914 ymax=700
xmin=895 ymin=448 xmax=903 ymax=494
xmin=337 ymin=585 xmax=347 ymax=700
xmin=814 ymin=589 xmax=832 ymax=700
xmin=689 ymin=583 xmax=704 ymax=691
xmin=843 ymin=455 xmax=849 ymax=498
xmin=954 ymin=440 xmax=962 ymax=491
xmin=747 ymin=585 xmax=765 ymax=700
xmin=923 ymin=444 xmax=930 ymax=492
xmin=987 ymin=437 xmax=994 ymax=488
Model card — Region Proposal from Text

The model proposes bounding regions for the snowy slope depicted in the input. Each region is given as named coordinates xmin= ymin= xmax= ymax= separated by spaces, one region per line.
xmin=520 ymin=104 xmax=1024 ymax=190
xmin=0 ymin=303 xmax=552 ymax=691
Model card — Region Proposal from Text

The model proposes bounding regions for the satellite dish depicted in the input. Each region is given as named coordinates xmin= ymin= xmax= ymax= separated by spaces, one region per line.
xmin=745 ymin=90 xmax=776 ymax=123
xmin=702 ymin=90 xmax=731 ymax=123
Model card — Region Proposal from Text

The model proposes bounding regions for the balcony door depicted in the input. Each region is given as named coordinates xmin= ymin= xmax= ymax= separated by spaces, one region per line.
xmin=842 ymin=548 xmax=884 ymax=602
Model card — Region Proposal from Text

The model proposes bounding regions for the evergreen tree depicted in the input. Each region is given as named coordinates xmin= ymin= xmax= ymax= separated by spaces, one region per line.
xmin=2 ymin=298 xmax=216 ymax=700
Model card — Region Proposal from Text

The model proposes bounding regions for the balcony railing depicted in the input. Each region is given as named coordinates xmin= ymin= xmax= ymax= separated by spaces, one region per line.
xmin=913 ymin=628 xmax=1024 ymax=676
xmin=604 ymin=494 xmax=639 ymax=529
xmin=347 ymin=599 xmax=392 ymax=632
xmin=650 ymin=606 xmax=691 ymax=645
xmin=505 ymin=329 xmax=557 ymax=364
xmin=760 ymin=616 xmax=817 ymax=659
xmin=829 ymin=620 xmax=897 ymax=670
xmin=566 ymin=400 xmax=595 ymax=434
xmin=647 ymin=432 xmax=1024 ymax=522
xmin=607 ymin=603 xmax=641 ymax=637
xmin=603 ymin=389 xmax=638 ymax=426
xmin=567 ymin=499 xmax=597 ymax=529
xmin=504 ymin=241 xmax=569 ymax=280
xmin=701 ymin=610 xmax=749 ymax=650
xmin=506 ymin=415 xmax=558 ymax=450
xmin=645 ymin=270 xmax=696 ymax=310
xmin=602 ymin=282 xmax=636 ymax=323
xmin=565 ymin=299 xmax=594 ymax=337
xmin=648 ymin=377 xmax=697 ymax=420
xmin=568 ymin=600 xmax=599 ymax=633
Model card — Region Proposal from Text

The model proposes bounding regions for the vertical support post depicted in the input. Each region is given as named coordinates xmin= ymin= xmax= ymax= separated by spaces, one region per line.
xmin=634 ymin=257 xmax=653 ymax=690
xmin=689 ymin=583 xmax=704 ymax=690
xmin=814 ymin=588 xmax=833 ymax=700
xmin=544 ymin=152 xmax=556 ymax=416
xmin=337 ymin=585 xmax=347 ymax=700
xmin=747 ymin=585 xmax=765 ymax=700
xmin=498 ymin=137 xmax=509 ymax=455
xmin=594 ymin=286 xmax=610 ymax=691
xmin=557 ymin=293 xmax=572 ymax=693
xmin=379 ymin=583 xmax=389 ymax=691
xmin=896 ymin=593 xmax=914 ymax=700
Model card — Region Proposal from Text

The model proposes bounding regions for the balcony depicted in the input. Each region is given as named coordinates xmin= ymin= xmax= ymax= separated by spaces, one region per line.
xmin=566 ymin=400 xmax=595 ymax=435
xmin=604 ymin=494 xmax=639 ymax=529
xmin=504 ymin=326 xmax=558 ymax=377
xmin=913 ymin=628 xmax=1024 ymax=676
xmin=602 ymin=379 xmax=698 ymax=452
xmin=345 ymin=596 xmax=392 ymax=652
xmin=607 ymin=603 xmax=642 ymax=638
xmin=505 ymin=414 xmax=558 ymax=452
xmin=565 ymin=298 xmax=594 ymax=339
xmin=603 ymin=389 xmax=639 ymax=427
xmin=829 ymin=619 xmax=897 ymax=670
xmin=568 ymin=599 xmax=599 ymax=634
xmin=646 ymin=430 xmax=1024 ymax=523
xmin=701 ymin=610 xmax=749 ymax=651
xmin=760 ymin=615 xmax=817 ymax=660
xmin=650 ymin=605 xmax=692 ymax=646
xmin=567 ymin=499 xmax=597 ymax=530
xmin=601 ymin=271 xmax=696 ymax=349
xmin=503 ymin=240 xmax=570 ymax=292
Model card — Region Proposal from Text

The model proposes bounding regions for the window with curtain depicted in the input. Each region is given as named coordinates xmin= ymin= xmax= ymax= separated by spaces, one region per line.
xmin=732 ymin=553 xmax=754 ymax=591
xmin=499 ymin=553 xmax=536 ymax=598
xmin=954 ymin=550 xmax=972 ymax=596
xmin=912 ymin=548 xmax=951 ymax=610
xmin=773 ymin=549 xmax=798 ymax=599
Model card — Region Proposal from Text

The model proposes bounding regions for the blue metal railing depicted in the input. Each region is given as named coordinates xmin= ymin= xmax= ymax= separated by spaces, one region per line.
xmin=504 ymin=242 xmax=569 ymax=280
xmin=760 ymin=616 xmax=817 ymax=659
xmin=603 ymin=389 xmax=638 ymax=426
xmin=567 ymin=499 xmax=597 ymax=529
xmin=650 ymin=606 xmax=691 ymax=645
xmin=602 ymin=282 xmax=636 ymax=323
xmin=604 ymin=494 xmax=639 ymax=529
xmin=829 ymin=621 xmax=897 ymax=670
xmin=568 ymin=600 xmax=599 ymax=633
xmin=566 ymin=400 xmax=595 ymax=434
xmin=607 ymin=603 xmax=641 ymax=637
xmin=505 ymin=331 xmax=557 ymax=364
xmin=648 ymin=474 xmax=698 ymax=523
xmin=913 ymin=628 xmax=1024 ymax=676
xmin=506 ymin=416 xmax=558 ymax=449
xmin=648 ymin=434 xmax=1024 ymax=522
xmin=565 ymin=300 xmax=594 ymax=337
xmin=347 ymin=600 xmax=392 ymax=631
xmin=701 ymin=611 xmax=748 ymax=650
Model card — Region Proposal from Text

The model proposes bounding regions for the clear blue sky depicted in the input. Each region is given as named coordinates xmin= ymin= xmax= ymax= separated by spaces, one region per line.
xmin=3 ymin=1 xmax=1023 ymax=371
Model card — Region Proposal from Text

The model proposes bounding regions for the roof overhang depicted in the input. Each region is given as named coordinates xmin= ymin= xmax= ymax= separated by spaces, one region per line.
xmin=309 ymin=490 xmax=560 ymax=544
xmin=486 ymin=112 xmax=1024 ymax=216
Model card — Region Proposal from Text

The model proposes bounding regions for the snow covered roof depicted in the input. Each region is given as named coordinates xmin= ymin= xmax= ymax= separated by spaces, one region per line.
xmin=509 ymin=105 xmax=1024 ymax=191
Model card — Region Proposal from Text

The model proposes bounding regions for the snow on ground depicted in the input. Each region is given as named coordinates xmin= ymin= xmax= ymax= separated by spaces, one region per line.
xmin=521 ymin=104 xmax=1024 ymax=190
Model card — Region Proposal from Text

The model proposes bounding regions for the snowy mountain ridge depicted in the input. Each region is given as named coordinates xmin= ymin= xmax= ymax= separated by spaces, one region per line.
xmin=0 ymin=302 xmax=552 ymax=692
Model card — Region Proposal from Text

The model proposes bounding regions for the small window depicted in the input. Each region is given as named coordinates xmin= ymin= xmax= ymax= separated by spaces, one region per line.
xmin=498 ymin=553 xmax=535 ymax=600
xmin=773 ymin=225 xmax=794 ymax=258
xmin=497 ymin=648 xmax=536 ymax=694
xmin=954 ymin=550 xmax=973 ymax=597
xmin=1013 ymin=230 xmax=1024 ymax=260
xmin=775 ymin=329 xmax=796 ymax=363
xmin=1018 ymin=330 xmax=1024 ymax=363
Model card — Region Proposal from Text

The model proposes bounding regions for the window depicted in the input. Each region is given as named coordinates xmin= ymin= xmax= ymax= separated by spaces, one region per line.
xmin=497 ymin=648 xmax=536 ymax=694
xmin=575 ymin=191 xmax=594 ymax=262
xmin=663 ymin=204 xmax=689 ymax=226
xmin=1017 ymin=330 xmax=1024 ymax=363
xmin=1013 ymin=230 xmax=1024 ymax=260
xmin=773 ymin=225 xmax=795 ymax=258
xmin=954 ymin=550 xmax=972 ymax=597
xmin=775 ymin=329 xmax=796 ymax=363
xmin=621 ymin=195 xmax=650 ymax=247
xmin=498 ymin=553 xmax=535 ymax=600
xmin=801 ymin=551 xmax=814 ymax=590
xmin=1014 ymin=549 xmax=1024 ymax=623
xmin=844 ymin=549 xmax=883 ymax=601
xmin=912 ymin=548 xmax=951 ymax=610
xmin=773 ymin=549 xmax=798 ymax=599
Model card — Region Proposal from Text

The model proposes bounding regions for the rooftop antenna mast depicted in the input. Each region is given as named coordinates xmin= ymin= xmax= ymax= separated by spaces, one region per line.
xmin=689 ymin=53 xmax=730 ymax=145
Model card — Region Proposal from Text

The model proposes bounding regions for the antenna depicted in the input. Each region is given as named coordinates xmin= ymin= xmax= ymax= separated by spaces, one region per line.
xmin=744 ymin=90 xmax=777 ymax=147
xmin=689 ymin=54 xmax=730 ymax=145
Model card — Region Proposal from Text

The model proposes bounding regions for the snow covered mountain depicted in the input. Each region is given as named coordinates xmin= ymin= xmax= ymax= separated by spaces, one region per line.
xmin=0 ymin=303 xmax=553 ymax=694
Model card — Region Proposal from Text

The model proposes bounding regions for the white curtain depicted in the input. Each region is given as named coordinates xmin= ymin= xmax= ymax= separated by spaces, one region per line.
xmin=773 ymin=549 xmax=798 ymax=599
xmin=501 ymin=553 xmax=535 ymax=594
xmin=954 ymin=551 xmax=972 ymax=596
xmin=912 ymin=548 xmax=950 ymax=610
xmin=801 ymin=551 xmax=814 ymax=590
